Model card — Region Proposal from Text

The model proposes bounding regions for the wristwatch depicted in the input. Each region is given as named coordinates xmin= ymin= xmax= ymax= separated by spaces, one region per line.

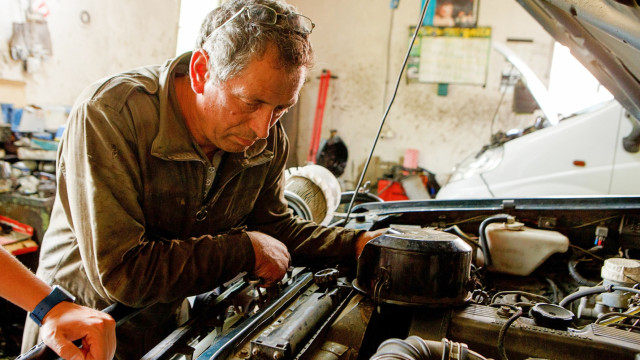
xmin=29 ymin=285 xmax=76 ymax=327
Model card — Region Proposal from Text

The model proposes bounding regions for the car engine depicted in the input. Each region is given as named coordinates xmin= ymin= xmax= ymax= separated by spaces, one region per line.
xmin=130 ymin=197 xmax=640 ymax=360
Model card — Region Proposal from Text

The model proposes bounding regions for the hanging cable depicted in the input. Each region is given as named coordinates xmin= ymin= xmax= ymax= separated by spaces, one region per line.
xmin=497 ymin=307 xmax=523 ymax=360
xmin=383 ymin=1 xmax=398 ymax=112
xmin=543 ymin=277 xmax=562 ymax=304
xmin=568 ymin=244 xmax=605 ymax=261
xmin=344 ymin=1 xmax=431 ymax=224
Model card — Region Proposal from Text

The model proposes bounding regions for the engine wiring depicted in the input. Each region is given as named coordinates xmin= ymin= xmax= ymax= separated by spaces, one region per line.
xmin=543 ymin=277 xmax=562 ymax=304
xmin=445 ymin=215 xmax=492 ymax=227
xmin=568 ymin=244 xmax=605 ymax=261
xmin=571 ymin=215 xmax=621 ymax=229
xmin=496 ymin=306 xmax=524 ymax=360
xmin=595 ymin=311 xmax=640 ymax=325
xmin=355 ymin=207 xmax=640 ymax=356
xmin=610 ymin=323 xmax=640 ymax=331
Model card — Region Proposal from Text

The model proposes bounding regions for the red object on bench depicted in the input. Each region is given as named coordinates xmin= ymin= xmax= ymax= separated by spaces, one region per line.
xmin=377 ymin=179 xmax=409 ymax=201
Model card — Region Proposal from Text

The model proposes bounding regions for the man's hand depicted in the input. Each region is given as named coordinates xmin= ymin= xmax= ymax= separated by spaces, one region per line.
xmin=40 ymin=301 xmax=116 ymax=360
xmin=247 ymin=231 xmax=291 ymax=287
xmin=354 ymin=228 xmax=388 ymax=258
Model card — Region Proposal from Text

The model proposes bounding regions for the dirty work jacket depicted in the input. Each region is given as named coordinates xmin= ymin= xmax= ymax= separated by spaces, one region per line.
xmin=23 ymin=52 xmax=361 ymax=357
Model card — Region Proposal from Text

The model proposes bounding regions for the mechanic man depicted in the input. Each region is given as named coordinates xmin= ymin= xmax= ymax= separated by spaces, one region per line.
xmin=22 ymin=0 xmax=382 ymax=358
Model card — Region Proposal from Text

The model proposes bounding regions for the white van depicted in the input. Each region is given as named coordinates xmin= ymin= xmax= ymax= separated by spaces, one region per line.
xmin=437 ymin=45 xmax=640 ymax=199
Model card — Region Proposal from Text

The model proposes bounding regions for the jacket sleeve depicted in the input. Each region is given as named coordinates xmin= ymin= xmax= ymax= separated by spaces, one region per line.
xmin=57 ymin=99 xmax=255 ymax=308
xmin=246 ymin=124 xmax=363 ymax=267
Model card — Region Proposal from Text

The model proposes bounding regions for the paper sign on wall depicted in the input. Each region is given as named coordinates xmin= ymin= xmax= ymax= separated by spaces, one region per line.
xmin=407 ymin=26 xmax=492 ymax=86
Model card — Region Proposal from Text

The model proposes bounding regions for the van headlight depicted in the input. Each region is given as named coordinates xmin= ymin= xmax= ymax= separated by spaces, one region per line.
xmin=448 ymin=146 xmax=504 ymax=183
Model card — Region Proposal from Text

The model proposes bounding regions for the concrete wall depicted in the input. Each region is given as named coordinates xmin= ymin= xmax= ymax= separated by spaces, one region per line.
xmin=0 ymin=0 xmax=180 ymax=107
xmin=1 ymin=0 xmax=553 ymax=188
xmin=289 ymin=0 xmax=555 ymax=187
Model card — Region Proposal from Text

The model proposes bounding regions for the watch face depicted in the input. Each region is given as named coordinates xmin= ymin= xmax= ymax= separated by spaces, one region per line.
xmin=53 ymin=285 xmax=76 ymax=302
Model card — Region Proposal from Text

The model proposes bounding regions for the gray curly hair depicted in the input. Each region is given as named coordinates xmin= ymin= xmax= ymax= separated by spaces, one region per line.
xmin=195 ymin=0 xmax=315 ymax=84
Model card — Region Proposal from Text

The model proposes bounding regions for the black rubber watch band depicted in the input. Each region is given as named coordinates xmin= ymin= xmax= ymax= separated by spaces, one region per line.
xmin=29 ymin=285 xmax=76 ymax=327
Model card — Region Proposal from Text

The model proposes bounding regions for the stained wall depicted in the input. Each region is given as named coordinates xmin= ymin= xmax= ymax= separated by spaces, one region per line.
xmin=289 ymin=0 xmax=554 ymax=186
xmin=0 ymin=0 xmax=180 ymax=107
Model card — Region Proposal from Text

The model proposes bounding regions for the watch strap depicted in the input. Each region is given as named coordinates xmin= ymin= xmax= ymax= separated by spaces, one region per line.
xmin=29 ymin=285 xmax=76 ymax=327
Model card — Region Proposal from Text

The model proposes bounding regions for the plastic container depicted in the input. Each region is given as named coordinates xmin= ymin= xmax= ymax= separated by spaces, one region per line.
xmin=600 ymin=258 xmax=640 ymax=308
xmin=485 ymin=222 xmax=569 ymax=276
xmin=601 ymin=258 xmax=640 ymax=284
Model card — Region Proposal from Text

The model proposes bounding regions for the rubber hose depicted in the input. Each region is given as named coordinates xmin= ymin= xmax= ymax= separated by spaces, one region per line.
xmin=444 ymin=225 xmax=480 ymax=247
xmin=567 ymin=259 xmax=599 ymax=287
xmin=567 ymin=246 xmax=602 ymax=287
xmin=478 ymin=214 xmax=513 ymax=267
xmin=444 ymin=225 xmax=481 ymax=266
xmin=559 ymin=285 xmax=640 ymax=308
xmin=370 ymin=336 xmax=488 ymax=360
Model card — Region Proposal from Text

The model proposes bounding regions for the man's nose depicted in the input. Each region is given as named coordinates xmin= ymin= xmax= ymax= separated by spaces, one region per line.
xmin=249 ymin=108 xmax=276 ymax=139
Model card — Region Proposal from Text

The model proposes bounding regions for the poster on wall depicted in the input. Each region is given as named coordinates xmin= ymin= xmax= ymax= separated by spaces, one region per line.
xmin=407 ymin=26 xmax=492 ymax=86
xmin=422 ymin=0 xmax=479 ymax=28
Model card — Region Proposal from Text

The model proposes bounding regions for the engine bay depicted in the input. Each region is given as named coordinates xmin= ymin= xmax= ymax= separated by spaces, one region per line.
xmin=133 ymin=197 xmax=640 ymax=360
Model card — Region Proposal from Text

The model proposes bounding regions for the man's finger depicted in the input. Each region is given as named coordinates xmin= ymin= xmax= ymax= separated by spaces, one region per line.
xmin=46 ymin=334 xmax=85 ymax=360
xmin=81 ymin=316 xmax=116 ymax=360
xmin=81 ymin=331 xmax=104 ymax=360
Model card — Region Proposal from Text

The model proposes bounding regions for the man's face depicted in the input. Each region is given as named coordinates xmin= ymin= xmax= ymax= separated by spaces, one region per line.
xmin=193 ymin=46 xmax=306 ymax=153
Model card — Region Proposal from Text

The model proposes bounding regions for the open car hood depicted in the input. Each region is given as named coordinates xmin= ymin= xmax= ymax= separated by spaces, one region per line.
xmin=516 ymin=0 xmax=640 ymax=122
xmin=493 ymin=41 xmax=560 ymax=125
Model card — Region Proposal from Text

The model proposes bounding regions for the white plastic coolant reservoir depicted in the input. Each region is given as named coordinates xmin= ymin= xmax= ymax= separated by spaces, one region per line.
xmin=486 ymin=222 xmax=569 ymax=276
xmin=600 ymin=258 xmax=640 ymax=308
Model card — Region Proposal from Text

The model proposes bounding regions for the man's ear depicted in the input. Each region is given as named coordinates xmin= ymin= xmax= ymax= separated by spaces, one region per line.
xmin=190 ymin=49 xmax=210 ymax=94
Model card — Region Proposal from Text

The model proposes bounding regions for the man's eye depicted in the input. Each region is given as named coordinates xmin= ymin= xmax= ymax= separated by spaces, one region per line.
xmin=244 ymin=102 xmax=260 ymax=110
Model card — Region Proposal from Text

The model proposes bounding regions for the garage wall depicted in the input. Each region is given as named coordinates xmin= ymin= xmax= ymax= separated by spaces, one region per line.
xmin=0 ymin=0 xmax=180 ymax=107
xmin=1 ymin=0 xmax=553 ymax=188
xmin=289 ymin=0 xmax=555 ymax=187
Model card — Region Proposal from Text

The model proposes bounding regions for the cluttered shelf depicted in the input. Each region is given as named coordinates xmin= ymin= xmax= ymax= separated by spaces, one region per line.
xmin=1 ymin=102 xmax=60 ymax=250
